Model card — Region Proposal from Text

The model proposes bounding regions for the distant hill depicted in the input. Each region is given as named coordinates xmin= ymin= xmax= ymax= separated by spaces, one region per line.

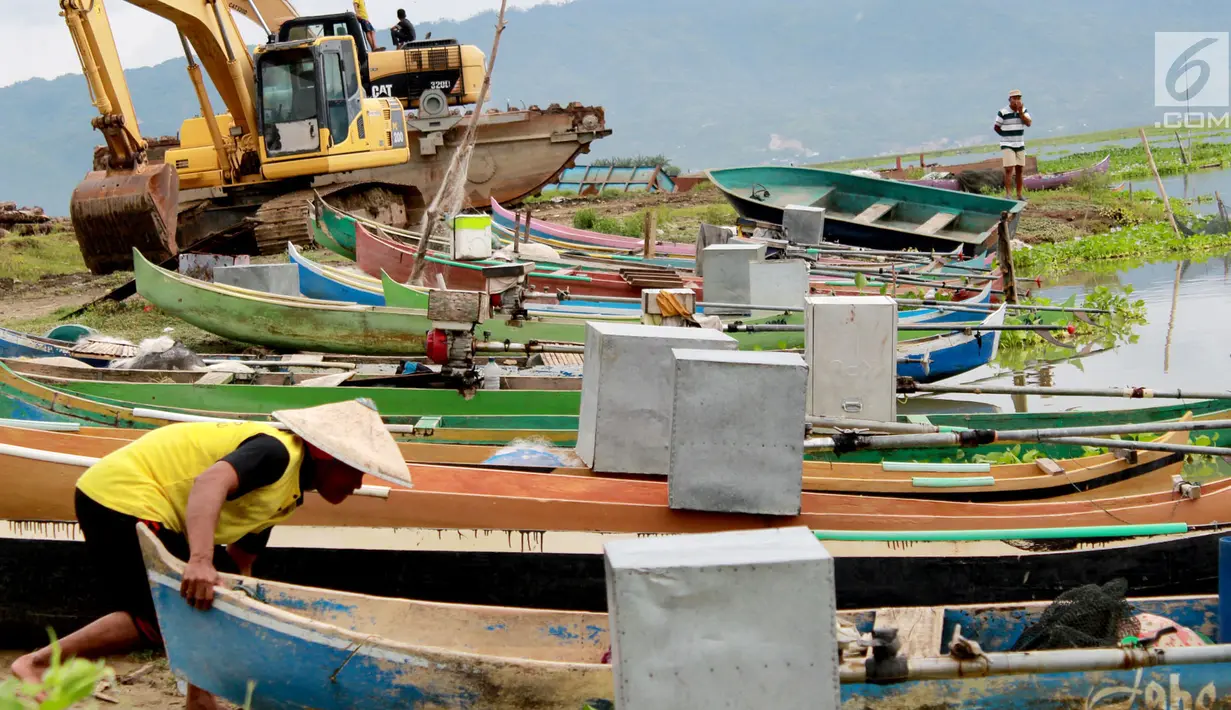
xmin=3 ymin=0 xmax=1228 ymax=213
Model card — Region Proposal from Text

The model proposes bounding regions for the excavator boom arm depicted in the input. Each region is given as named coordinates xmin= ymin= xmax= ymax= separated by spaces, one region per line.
xmin=126 ymin=0 xmax=258 ymax=138
xmin=228 ymin=0 xmax=300 ymax=35
xmin=60 ymin=0 xmax=146 ymax=167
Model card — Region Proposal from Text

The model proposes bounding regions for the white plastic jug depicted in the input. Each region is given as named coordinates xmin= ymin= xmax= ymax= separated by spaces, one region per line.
xmin=453 ymin=214 xmax=493 ymax=260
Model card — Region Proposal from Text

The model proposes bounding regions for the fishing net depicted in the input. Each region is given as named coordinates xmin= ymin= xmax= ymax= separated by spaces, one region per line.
xmin=956 ymin=168 xmax=1007 ymax=194
xmin=1011 ymin=578 xmax=1140 ymax=651
xmin=438 ymin=140 xmax=476 ymax=232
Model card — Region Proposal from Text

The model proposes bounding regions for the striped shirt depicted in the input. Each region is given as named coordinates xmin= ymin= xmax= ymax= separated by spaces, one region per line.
xmin=994 ymin=106 xmax=1029 ymax=149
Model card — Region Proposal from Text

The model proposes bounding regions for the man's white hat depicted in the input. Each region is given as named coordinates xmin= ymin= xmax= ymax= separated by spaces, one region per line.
xmin=272 ymin=399 xmax=411 ymax=488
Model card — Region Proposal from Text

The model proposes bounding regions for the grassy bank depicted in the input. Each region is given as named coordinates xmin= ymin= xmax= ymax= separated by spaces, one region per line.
xmin=0 ymin=229 xmax=88 ymax=283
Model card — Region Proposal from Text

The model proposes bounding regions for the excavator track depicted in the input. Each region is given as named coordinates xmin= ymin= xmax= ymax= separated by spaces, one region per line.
xmin=251 ymin=188 xmax=320 ymax=254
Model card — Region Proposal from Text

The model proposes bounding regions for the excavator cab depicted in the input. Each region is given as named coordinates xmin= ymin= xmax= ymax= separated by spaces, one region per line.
xmin=251 ymin=35 xmax=409 ymax=179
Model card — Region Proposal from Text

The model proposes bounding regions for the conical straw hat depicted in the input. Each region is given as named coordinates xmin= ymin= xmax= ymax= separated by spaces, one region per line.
xmin=272 ymin=399 xmax=411 ymax=488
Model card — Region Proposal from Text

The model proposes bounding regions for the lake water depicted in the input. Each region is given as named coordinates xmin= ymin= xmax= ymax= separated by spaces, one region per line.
xmin=926 ymin=252 xmax=1231 ymax=413
xmin=1128 ymin=170 xmax=1231 ymax=215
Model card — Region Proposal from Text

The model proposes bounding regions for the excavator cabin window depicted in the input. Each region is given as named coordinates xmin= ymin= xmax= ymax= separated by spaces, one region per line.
xmin=323 ymin=51 xmax=354 ymax=145
xmin=259 ymin=49 xmax=321 ymax=157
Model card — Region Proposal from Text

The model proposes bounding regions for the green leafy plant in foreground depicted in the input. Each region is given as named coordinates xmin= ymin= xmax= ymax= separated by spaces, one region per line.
xmin=995 ymin=286 xmax=1146 ymax=368
xmin=0 ymin=633 xmax=113 ymax=710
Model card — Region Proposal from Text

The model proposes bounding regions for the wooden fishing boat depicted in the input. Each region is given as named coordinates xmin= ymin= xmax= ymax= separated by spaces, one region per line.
xmin=2 ymin=429 xmax=1224 ymax=534
xmin=0 ymin=326 xmax=74 ymax=361
xmin=134 ymin=525 xmax=1231 ymax=710
xmin=376 ymin=269 xmax=998 ymax=359
xmin=292 ymin=242 xmax=666 ymax=317
xmin=2 ymin=517 xmax=1227 ymax=646
xmin=136 ymin=248 xmax=649 ymax=355
xmin=6 ymin=360 xmax=1230 ymax=461
xmin=326 ymin=199 xmax=999 ymax=298
xmin=906 ymin=154 xmax=1112 ymax=192
xmin=898 ymin=304 xmax=1004 ymax=382
xmin=0 ymin=419 xmax=1193 ymax=502
xmin=707 ymin=165 xmax=1025 ymax=255
xmin=0 ymin=322 xmax=121 ymax=361
xmin=353 ymin=222 xmax=656 ymax=299
xmin=491 ymin=196 xmax=697 ymax=257
xmin=135 ymin=249 xmax=431 ymax=355
xmin=288 ymin=242 xmax=387 ymax=306
xmin=878 ymin=154 xmax=1041 ymax=179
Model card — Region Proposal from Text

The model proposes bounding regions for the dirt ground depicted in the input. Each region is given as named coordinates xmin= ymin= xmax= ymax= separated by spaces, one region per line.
xmin=0 ymin=650 xmax=215 ymax=709
xmin=0 ymin=273 xmax=121 ymax=321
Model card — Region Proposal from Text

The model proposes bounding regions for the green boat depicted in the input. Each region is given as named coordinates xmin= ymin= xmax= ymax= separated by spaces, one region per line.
xmin=10 ymin=355 xmax=1229 ymax=462
xmin=707 ymin=165 xmax=1025 ymax=255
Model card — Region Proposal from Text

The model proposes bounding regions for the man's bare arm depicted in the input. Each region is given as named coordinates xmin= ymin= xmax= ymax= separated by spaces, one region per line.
xmin=181 ymin=462 xmax=240 ymax=610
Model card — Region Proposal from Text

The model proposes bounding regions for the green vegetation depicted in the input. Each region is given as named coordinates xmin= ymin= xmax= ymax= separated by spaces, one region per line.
xmin=995 ymin=287 xmax=1147 ymax=369
xmin=572 ymin=202 xmax=738 ymax=242
xmin=1 ymin=634 xmax=113 ymax=709
xmin=0 ymin=231 xmax=88 ymax=282
xmin=1038 ymin=141 xmax=1231 ymax=181
xmin=1015 ymin=221 xmax=1231 ymax=276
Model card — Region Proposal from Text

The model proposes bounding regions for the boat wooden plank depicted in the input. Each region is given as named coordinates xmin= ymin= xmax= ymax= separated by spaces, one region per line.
xmin=854 ymin=199 xmax=899 ymax=225
xmin=915 ymin=211 xmax=960 ymax=236
xmin=194 ymin=371 xmax=235 ymax=385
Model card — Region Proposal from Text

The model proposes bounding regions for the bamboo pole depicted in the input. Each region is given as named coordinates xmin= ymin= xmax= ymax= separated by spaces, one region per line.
xmin=1217 ymin=191 xmax=1229 ymax=222
xmin=643 ymin=210 xmax=657 ymax=258
xmin=1175 ymin=130 xmax=1190 ymax=164
xmin=837 ymin=637 xmax=1231 ymax=684
xmin=408 ymin=0 xmax=509 ymax=284
xmin=902 ymin=381 xmax=1231 ymax=400
xmin=727 ymin=323 xmax=1065 ymax=333
xmin=1139 ymin=128 xmax=1182 ymax=238
xmin=536 ymin=291 xmax=1109 ymax=316
xmin=995 ymin=211 xmax=1019 ymax=304
xmin=512 ymin=211 xmax=522 ymax=255
xmin=805 ymin=418 xmax=1231 ymax=456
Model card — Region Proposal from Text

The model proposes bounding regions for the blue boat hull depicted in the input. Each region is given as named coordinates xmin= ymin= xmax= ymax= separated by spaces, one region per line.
xmin=0 ymin=327 xmax=70 ymax=360
xmin=899 ymin=329 xmax=999 ymax=383
xmin=289 ymin=248 xmax=386 ymax=306
xmin=143 ymin=523 xmax=1231 ymax=710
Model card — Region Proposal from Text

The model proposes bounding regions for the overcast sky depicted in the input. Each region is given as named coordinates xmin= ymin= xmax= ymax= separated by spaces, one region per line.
xmin=1 ymin=0 xmax=565 ymax=88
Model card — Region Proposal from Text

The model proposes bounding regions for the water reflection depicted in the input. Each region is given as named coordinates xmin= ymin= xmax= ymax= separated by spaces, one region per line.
xmin=917 ymin=252 xmax=1231 ymax=478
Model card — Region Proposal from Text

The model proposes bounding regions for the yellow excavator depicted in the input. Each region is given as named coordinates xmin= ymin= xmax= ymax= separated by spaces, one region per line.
xmin=236 ymin=1 xmax=486 ymax=110
xmin=62 ymin=0 xmax=411 ymax=274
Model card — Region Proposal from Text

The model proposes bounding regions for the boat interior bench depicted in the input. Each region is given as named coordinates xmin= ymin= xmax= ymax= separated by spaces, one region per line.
xmin=807 ymin=186 xmax=836 ymax=207
xmin=854 ymin=199 xmax=899 ymax=224
xmin=915 ymin=210 xmax=960 ymax=236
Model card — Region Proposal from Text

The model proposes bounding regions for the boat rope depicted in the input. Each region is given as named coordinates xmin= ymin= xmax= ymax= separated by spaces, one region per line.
xmin=329 ymin=635 xmax=380 ymax=683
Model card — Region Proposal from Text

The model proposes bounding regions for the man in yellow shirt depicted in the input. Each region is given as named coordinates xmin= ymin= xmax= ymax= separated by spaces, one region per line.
xmin=10 ymin=399 xmax=408 ymax=710
xmin=353 ymin=0 xmax=383 ymax=52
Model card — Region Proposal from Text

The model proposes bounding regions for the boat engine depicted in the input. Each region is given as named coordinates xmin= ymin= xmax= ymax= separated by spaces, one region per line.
xmin=482 ymin=262 xmax=535 ymax=322
xmin=423 ymin=288 xmax=492 ymax=386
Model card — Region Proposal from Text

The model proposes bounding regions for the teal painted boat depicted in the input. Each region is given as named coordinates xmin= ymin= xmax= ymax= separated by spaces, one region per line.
xmin=707 ymin=165 xmax=1025 ymax=255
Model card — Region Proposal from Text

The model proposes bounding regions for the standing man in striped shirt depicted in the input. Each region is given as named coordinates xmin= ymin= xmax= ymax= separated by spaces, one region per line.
xmin=994 ymin=89 xmax=1032 ymax=200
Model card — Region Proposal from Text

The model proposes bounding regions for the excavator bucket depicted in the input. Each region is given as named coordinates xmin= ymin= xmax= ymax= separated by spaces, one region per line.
xmin=69 ymin=163 xmax=179 ymax=275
